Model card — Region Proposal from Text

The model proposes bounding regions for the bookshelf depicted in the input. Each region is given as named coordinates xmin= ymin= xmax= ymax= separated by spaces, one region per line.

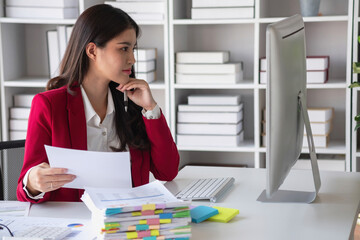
xmin=0 ymin=0 xmax=357 ymax=172
xmin=352 ymin=0 xmax=360 ymax=172
xmin=0 ymin=0 xmax=169 ymax=144
xmin=169 ymin=0 xmax=353 ymax=170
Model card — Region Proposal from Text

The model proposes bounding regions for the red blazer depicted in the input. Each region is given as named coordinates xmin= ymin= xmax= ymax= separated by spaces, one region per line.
xmin=17 ymin=86 xmax=179 ymax=203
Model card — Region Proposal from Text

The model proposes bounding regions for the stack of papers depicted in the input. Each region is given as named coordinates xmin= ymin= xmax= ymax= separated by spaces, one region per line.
xmin=81 ymin=181 xmax=192 ymax=240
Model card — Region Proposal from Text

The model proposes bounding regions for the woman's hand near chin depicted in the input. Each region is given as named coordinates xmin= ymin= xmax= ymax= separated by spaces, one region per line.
xmin=116 ymin=78 xmax=157 ymax=111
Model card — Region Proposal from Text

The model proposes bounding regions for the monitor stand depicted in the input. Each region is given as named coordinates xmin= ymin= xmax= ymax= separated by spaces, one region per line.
xmin=257 ymin=92 xmax=321 ymax=203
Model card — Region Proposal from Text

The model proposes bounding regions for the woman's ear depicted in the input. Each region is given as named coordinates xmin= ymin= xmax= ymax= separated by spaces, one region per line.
xmin=86 ymin=42 xmax=97 ymax=61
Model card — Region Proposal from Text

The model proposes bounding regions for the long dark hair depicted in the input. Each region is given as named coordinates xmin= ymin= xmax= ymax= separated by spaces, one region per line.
xmin=46 ymin=4 xmax=150 ymax=151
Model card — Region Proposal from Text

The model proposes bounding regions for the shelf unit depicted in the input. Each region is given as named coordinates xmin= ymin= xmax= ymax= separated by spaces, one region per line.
xmin=352 ymin=0 xmax=360 ymax=172
xmin=0 ymin=0 xmax=170 ymax=144
xmin=169 ymin=0 xmax=353 ymax=170
xmin=0 ymin=0 xmax=357 ymax=172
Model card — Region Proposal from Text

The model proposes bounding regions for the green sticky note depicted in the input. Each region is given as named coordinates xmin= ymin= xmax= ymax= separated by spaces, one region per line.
xmin=207 ymin=206 xmax=239 ymax=223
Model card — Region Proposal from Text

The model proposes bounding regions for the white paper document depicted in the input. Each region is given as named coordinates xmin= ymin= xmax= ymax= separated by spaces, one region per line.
xmin=45 ymin=145 xmax=132 ymax=189
xmin=0 ymin=201 xmax=30 ymax=216
xmin=83 ymin=181 xmax=183 ymax=211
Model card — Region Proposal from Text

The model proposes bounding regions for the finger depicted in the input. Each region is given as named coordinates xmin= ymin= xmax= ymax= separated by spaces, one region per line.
xmin=122 ymin=80 xmax=148 ymax=89
xmin=49 ymin=180 xmax=75 ymax=190
xmin=41 ymin=167 xmax=69 ymax=175
xmin=47 ymin=174 xmax=76 ymax=182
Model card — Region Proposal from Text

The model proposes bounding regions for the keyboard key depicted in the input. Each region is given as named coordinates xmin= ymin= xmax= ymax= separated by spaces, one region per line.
xmin=17 ymin=226 xmax=72 ymax=240
xmin=175 ymin=177 xmax=235 ymax=202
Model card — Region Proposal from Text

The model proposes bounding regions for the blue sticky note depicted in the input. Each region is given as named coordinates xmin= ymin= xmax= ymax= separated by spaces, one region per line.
xmin=190 ymin=206 xmax=219 ymax=223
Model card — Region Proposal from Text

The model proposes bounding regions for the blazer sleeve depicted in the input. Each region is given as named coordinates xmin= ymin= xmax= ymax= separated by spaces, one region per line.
xmin=143 ymin=111 xmax=179 ymax=181
xmin=17 ymin=94 xmax=53 ymax=203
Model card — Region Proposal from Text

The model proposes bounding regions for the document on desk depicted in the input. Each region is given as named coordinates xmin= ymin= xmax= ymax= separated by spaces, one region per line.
xmin=82 ymin=181 xmax=187 ymax=213
xmin=0 ymin=216 xmax=94 ymax=239
xmin=0 ymin=201 xmax=30 ymax=216
xmin=45 ymin=145 xmax=132 ymax=189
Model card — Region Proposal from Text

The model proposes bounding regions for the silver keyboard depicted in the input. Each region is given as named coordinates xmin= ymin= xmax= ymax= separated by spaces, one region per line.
xmin=16 ymin=226 xmax=72 ymax=240
xmin=175 ymin=177 xmax=235 ymax=202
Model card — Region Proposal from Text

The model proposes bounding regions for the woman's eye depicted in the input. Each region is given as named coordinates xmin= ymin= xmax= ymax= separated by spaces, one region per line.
xmin=121 ymin=47 xmax=129 ymax=51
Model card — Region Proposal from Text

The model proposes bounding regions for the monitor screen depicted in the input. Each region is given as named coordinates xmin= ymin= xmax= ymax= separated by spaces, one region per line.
xmin=258 ymin=14 xmax=321 ymax=203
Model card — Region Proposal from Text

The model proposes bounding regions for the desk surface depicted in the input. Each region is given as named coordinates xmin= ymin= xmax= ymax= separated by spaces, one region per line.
xmin=29 ymin=166 xmax=360 ymax=240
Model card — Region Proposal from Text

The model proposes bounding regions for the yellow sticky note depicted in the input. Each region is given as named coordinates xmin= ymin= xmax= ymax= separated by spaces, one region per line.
xmin=207 ymin=206 xmax=239 ymax=223
xmin=126 ymin=232 xmax=138 ymax=239
xmin=139 ymin=220 xmax=147 ymax=224
xmin=159 ymin=219 xmax=171 ymax=224
xmin=142 ymin=204 xmax=156 ymax=211
xmin=150 ymin=230 xmax=160 ymax=236
xmin=132 ymin=211 xmax=141 ymax=216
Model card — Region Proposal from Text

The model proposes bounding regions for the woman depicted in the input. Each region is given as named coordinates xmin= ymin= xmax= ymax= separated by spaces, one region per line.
xmin=17 ymin=4 xmax=179 ymax=203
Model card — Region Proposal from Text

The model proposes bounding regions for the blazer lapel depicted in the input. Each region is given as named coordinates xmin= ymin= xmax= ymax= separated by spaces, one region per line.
xmin=67 ymin=86 xmax=87 ymax=150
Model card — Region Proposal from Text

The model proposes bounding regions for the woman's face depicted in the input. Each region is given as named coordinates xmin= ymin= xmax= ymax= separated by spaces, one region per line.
xmin=94 ymin=28 xmax=137 ymax=85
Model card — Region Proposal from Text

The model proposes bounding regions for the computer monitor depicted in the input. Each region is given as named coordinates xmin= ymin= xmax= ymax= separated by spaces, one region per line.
xmin=257 ymin=14 xmax=321 ymax=203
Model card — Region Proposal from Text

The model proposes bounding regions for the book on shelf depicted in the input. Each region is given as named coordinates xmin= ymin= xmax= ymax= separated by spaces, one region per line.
xmin=9 ymin=130 xmax=27 ymax=140
xmin=134 ymin=48 xmax=157 ymax=61
xmin=176 ymin=51 xmax=229 ymax=64
xmin=177 ymin=131 xmax=244 ymax=147
xmin=178 ymin=103 xmax=243 ymax=112
xmin=13 ymin=94 xmax=36 ymax=108
xmin=135 ymin=60 xmax=156 ymax=73
xmin=308 ymin=108 xmax=334 ymax=122
xmin=302 ymin=134 xmax=329 ymax=148
xmin=5 ymin=0 xmax=79 ymax=7
xmin=177 ymin=111 xmax=243 ymax=124
xmin=176 ymin=63 xmax=243 ymax=74
xmin=262 ymin=107 xmax=334 ymax=122
xmin=260 ymin=56 xmax=329 ymax=71
xmin=176 ymin=72 xmax=243 ymax=84
xmin=66 ymin=26 xmax=73 ymax=43
xmin=177 ymin=121 xmax=243 ymax=135
xmin=104 ymin=1 xmax=165 ymax=13
xmin=136 ymin=71 xmax=155 ymax=83
xmin=9 ymin=107 xmax=30 ymax=120
xmin=261 ymin=133 xmax=266 ymax=147
xmin=261 ymin=120 xmax=266 ymax=134
xmin=9 ymin=119 xmax=28 ymax=131
xmin=262 ymin=133 xmax=330 ymax=148
xmin=191 ymin=7 xmax=254 ymax=20
xmin=260 ymin=70 xmax=328 ymax=84
xmin=187 ymin=95 xmax=241 ymax=105
xmin=5 ymin=6 xmax=79 ymax=19
xmin=304 ymin=121 xmax=332 ymax=135
xmin=192 ymin=0 xmax=255 ymax=8
xmin=127 ymin=12 xmax=164 ymax=21
xmin=293 ymin=159 xmax=345 ymax=172
xmin=47 ymin=30 xmax=60 ymax=78
xmin=57 ymin=25 xmax=67 ymax=60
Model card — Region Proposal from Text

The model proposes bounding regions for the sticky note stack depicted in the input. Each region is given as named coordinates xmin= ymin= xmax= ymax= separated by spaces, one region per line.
xmin=98 ymin=206 xmax=192 ymax=239
xmin=207 ymin=206 xmax=239 ymax=223
xmin=81 ymin=181 xmax=192 ymax=240
xmin=190 ymin=206 xmax=219 ymax=223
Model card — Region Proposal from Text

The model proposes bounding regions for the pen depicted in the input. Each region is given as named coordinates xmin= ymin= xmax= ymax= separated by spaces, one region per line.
xmin=124 ymin=90 xmax=128 ymax=112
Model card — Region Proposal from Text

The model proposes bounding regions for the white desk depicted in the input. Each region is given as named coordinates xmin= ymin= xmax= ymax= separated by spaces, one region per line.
xmin=29 ymin=166 xmax=360 ymax=240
